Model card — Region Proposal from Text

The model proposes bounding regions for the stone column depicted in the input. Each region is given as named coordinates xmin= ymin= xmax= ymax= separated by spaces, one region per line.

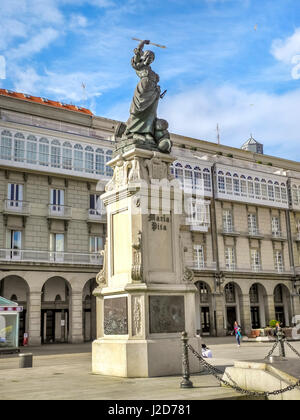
xmin=291 ymin=293 xmax=300 ymax=319
xmin=239 ymin=294 xmax=252 ymax=336
xmin=27 ymin=291 xmax=42 ymax=346
xmin=213 ymin=293 xmax=226 ymax=337
xmin=70 ymin=291 xmax=84 ymax=344
xmin=265 ymin=294 xmax=276 ymax=325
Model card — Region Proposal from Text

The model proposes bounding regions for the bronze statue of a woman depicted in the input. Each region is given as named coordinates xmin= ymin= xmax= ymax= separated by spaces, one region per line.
xmin=122 ymin=40 xmax=172 ymax=154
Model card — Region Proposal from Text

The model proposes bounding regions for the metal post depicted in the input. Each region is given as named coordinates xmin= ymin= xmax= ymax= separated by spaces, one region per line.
xmin=19 ymin=353 xmax=33 ymax=368
xmin=277 ymin=327 xmax=286 ymax=358
xmin=180 ymin=331 xmax=193 ymax=388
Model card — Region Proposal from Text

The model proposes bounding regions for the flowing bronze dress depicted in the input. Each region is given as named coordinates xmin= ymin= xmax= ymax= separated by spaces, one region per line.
xmin=125 ymin=50 xmax=161 ymax=137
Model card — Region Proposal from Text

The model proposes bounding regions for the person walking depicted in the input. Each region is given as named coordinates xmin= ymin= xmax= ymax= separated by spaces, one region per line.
xmin=234 ymin=321 xmax=242 ymax=347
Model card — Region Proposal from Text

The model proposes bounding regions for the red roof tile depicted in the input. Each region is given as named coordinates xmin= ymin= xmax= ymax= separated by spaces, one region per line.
xmin=0 ymin=88 xmax=93 ymax=115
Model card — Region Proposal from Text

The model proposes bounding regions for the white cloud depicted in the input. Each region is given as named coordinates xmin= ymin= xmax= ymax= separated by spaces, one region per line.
xmin=271 ymin=28 xmax=300 ymax=64
xmin=69 ymin=14 xmax=89 ymax=29
xmin=154 ymin=84 xmax=300 ymax=161
xmin=8 ymin=28 xmax=60 ymax=61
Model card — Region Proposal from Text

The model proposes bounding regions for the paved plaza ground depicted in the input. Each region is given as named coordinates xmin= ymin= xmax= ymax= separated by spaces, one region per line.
xmin=0 ymin=337 xmax=299 ymax=400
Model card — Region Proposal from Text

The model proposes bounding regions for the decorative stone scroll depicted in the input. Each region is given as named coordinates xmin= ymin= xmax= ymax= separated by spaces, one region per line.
xmin=96 ymin=239 xmax=108 ymax=287
xmin=132 ymin=295 xmax=143 ymax=336
xmin=132 ymin=230 xmax=143 ymax=281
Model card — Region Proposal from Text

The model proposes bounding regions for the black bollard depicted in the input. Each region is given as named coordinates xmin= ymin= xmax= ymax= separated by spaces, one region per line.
xmin=180 ymin=331 xmax=193 ymax=388
xmin=19 ymin=353 xmax=33 ymax=368
xmin=277 ymin=328 xmax=286 ymax=359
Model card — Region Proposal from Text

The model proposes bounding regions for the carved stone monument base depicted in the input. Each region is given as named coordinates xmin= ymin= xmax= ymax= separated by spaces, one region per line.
xmin=92 ymin=148 xmax=200 ymax=377
xmin=92 ymin=337 xmax=201 ymax=378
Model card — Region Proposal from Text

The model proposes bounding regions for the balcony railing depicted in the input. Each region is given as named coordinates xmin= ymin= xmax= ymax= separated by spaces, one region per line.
xmin=248 ymin=228 xmax=263 ymax=237
xmin=220 ymin=265 xmax=292 ymax=274
xmin=87 ymin=209 xmax=107 ymax=223
xmin=187 ymin=261 xmax=217 ymax=271
xmin=3 ymin=200 xmax=30 ymax=215
xmin=0 ymin=249 xmax=103 ymax=265
xmin=48 ymin=204 xmax=72 ymax=219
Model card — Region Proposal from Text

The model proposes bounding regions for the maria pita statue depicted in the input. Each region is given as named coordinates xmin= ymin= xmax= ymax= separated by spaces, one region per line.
xmin=119 ymin=39 xmax=172 ymax=154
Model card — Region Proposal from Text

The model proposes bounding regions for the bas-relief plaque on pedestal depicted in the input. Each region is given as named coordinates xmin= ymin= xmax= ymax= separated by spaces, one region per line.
xmin=149 ymin=296 xmax=185 ymax=333
xmin=104 ymin=296 xmax=128 ymax=335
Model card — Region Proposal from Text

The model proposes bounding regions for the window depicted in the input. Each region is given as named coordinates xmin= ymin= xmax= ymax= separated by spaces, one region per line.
xmin=274 ymin=182 xmax=281 ymax=201
xmin=105 ymin=150 xmax=113 ymax=176
xmin=274 ymin=251 xmax=284 ymax=272
xmin=250 ymin=284 xmax=259 ymax=304
xmin=51 ymin=140 xmax=61 ymax=168
xmin=7 ymin=183 xmax=23 ymax=208
xmin=74 ymin=144 xmax=84 ymax=172
xmin=225 ymin=172 xmax=232 ymax=194
xmin=225 ymin=283 xmax=236 ymax=303
xmin=187 ymin=200 xmax=210 ymax=227
xmin=50 ymin=233 xmax=65 ymax=262
xmin=251 ymin=249 xmax=261 ymax=271
xmin=50 ymin=189 xmax=64 ymax=214
xmin=272 ymin=216 xmax=281 ymax=237
xmin=27 ymin=135 xmax=37 ymax=164
xmin=89 ymin=194 xmax=105 ymax=216
xmin=0 ymin=130 xmax=12 ymax=160
xmin=223 ymin=210 xmax=233 ymax=233
xmin=274 ymin=285 xmax=283 ymax=303
xmin=218 ymin=171 xmax=225 ymax=193
xmin=85 ymin=146 xmax=94 ymax=173
xmin=89 ymin=236 xmax=103 ymax=253
xmin=62 ymin=142 xmax=72 ymax=170
xmin=261 ymin=179 xmax=267 ymax=200
xmin=281 ymin=183 xmax=287 ymax=202
xmin=197 ymin=282 xmax=209 ymax=303
xmin=14 ymin=133 xmax=25 ymax=162
xmin=174 ymin=163 xmax=184 ymax=186
xmin=39 ymin=138 xmax=49 ymax=166
xmin=267 ymin=180 xmax=274 ymax=201
xmin=10 ymin=230 xmax=22 ymax=259
xmin=247 ymin=176 xmax=254 ymax=198
xmin=184 ymin=165 xmax=193 ymax=191
xmin=194 ymin=167 xmax=202 ymax=192
xmin=194 ymin=245 xmax=205 ymax=269
xmin=248 ymin=213 xmax=258 ymax=235
xmin=203 ymin=168 xmax=211 ymax=192
xmin=240 ymin=175 xmax=247 ymax=197
xmin=95 ymin=148 xmax=105 ymax=175
xmin=233 ymin=174 xmax=240 ymax=195
xmin=225 ymin=247 xmax=235 ymax=270
xmin=254 ymin=178 xmax=261 ymax=199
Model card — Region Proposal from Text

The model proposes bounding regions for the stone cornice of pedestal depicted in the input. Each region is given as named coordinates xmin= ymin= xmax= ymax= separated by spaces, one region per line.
xmin=98 ymin=283 xmax=197 ymax=296
xmin=101 ymin=184 xmax=138 ymax=206
xmin=108 ymin=147 xmax=176 ymax=167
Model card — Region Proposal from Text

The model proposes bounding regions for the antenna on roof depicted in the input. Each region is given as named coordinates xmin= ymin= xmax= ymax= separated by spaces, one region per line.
xmin=216 ymin=124 xmax=220 ymax=145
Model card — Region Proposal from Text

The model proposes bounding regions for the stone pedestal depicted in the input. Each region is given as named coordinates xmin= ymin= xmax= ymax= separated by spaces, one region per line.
xmin=92 ymin=148 xmax=200 ymax=377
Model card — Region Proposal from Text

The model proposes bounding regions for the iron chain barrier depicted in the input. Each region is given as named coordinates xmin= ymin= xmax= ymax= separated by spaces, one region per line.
xmin=180 ymin=332 xmax=300 ymax=398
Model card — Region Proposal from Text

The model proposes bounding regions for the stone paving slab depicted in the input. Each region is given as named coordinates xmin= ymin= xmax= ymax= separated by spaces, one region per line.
xmin=0 ymin=355 xmax=243 ymax=400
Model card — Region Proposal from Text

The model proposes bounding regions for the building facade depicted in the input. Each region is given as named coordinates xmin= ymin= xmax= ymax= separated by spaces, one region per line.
xmin=0 ymin=89 xmax=300 ymax=343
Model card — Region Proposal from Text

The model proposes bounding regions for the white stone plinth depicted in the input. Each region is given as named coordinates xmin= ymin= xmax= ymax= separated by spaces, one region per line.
xmin=92 ymin=336 xmax=201 ymax=378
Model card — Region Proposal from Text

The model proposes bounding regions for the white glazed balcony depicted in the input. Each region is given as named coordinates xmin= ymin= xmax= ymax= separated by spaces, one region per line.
xmin=3 ymin=200 xmax=30 ymax=215
xmin=0 ymin=249 xmax=103 ymax=265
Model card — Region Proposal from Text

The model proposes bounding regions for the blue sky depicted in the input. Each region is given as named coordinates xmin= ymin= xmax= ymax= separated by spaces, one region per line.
xmin=1 ymin=0 xmax=300 ymax=160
